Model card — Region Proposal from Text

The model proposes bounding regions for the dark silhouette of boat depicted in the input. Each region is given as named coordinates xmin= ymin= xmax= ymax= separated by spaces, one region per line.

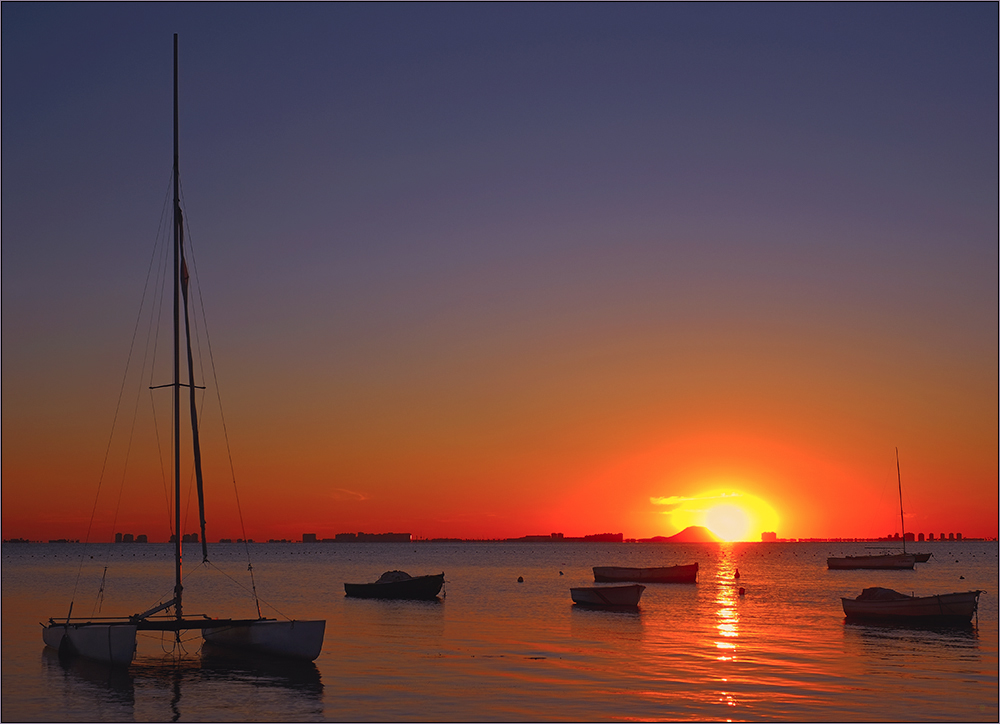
xmin=827 ymin=553 xmax=916 ymax=570
xmin=842 ymin=587 xmax=983 ymax=623
xmin=593 ymin=563 xmax=698 ymax=583
xmin=571 ymin=584 xmax=645 ymax=608
xmin=829 ymin=449 xmax=930 ymax=570
xmin=344 ymin=571 xmax=445 ymax=600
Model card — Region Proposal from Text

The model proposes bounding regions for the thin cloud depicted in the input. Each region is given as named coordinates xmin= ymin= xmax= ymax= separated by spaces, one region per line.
xmin=331 ymin=488 xmax=367 ymax=502
xmin=650 ymin=492 xmax=743 ymax=509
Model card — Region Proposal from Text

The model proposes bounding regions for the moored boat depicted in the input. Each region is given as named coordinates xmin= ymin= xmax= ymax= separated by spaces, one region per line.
xmin=41 ymin=35 xmax=325 ymax=666
xmin=841 ymin=587 xmax=983 ymax=623
xmin=593 ymin=563 xmax=698 ymax=583
xmin=345 ymin=571 xmax=445 ymax=600
xmin=571 ymin=584 xmax=645 ymax=608
xmin=827 ymin=554 xmax=916 ymax=570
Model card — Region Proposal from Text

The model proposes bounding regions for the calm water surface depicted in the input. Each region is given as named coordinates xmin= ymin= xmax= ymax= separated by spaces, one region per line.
xmin=2 ymin=541 xmax=997 ymax=721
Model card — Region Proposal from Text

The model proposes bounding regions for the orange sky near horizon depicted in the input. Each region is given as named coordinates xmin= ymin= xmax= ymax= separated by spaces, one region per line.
xmin=3 ymin=6 xmax=997 ymax=545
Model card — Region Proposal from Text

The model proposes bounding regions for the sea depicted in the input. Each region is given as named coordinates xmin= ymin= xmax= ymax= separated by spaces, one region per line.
xmin=2 ymin=540 xmax=997 ymax=722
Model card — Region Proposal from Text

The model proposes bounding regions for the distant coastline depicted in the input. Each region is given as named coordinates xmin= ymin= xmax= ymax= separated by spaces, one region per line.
xmin=4 ymin=524 xmax=994 ymax=546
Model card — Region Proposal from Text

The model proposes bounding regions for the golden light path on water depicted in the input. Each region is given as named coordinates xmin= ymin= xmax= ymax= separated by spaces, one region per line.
xmin=713 ymin=545 xmax=741 ymax=720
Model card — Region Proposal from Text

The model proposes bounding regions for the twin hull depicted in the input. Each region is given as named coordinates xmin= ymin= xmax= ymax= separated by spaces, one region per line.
xmin=43 ymin=619 xmax=325 ymax=666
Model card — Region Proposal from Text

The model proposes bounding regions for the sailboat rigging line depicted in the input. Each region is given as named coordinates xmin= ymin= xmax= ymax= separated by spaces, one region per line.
xmin=177 ymin=183 xmax=262 ymax=616
xmin=147 ymin=190 xmax=175 ymax=538
xmin=66 ymin=172 xmax=179 ymax=617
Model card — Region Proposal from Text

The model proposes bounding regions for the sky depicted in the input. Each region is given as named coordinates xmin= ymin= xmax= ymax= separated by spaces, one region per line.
xmin=2 ymin=4 xmax=997 ymax=543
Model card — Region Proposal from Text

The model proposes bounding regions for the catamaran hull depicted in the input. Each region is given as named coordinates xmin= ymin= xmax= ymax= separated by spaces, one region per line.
xmin=827 ymin=554 xmax=915 ymax=570
xmin=42 ymin=623 xmax=137 ymax=666
xmin=202 ymin=619 xmax=325 ymax=661
xmin=842 ymin=590 xmax=982 ymax=623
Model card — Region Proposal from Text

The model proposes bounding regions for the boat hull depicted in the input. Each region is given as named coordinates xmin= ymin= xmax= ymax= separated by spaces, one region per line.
xmin=202 ymin=619 xmax=326 ymax=661
xmin=571 ymin=584 xmax=645 ymax=608
xmin=345 ymin=573 xmax=445 ymax=600
xmin=842 ymin=588 xmax=982 ymax=623
xmin=593 ymin=563 xmax=698 ymax=583
xmin=827 ymin=554 xmax=915 ymax=570
xmin=42 ymin=623 xmax=137 ymax=666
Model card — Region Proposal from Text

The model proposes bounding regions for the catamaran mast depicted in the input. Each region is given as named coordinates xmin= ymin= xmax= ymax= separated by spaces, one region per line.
xmin=172 ymin=32 xmax=183 ymax=621
xmin=896 ymin=447 xmax=905 ymax=554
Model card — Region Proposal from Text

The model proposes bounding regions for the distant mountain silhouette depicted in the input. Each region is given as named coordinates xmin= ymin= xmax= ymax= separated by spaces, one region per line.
xmin=644 ymin=526 xmax=721 ymax=543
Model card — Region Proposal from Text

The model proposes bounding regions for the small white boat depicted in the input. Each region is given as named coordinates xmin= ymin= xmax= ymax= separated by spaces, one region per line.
xmin=842 ymin=587 xmax=983 ymax=623
xmin=571 ymin=584 xmax=645 ymax=608
xmin=593 ymin=563 xmax=698 ymax=583
xmin=827 ymin=554 xmax=915 ymax=570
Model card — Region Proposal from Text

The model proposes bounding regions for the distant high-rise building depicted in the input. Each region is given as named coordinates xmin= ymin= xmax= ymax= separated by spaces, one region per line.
xmin=302 ymin=533 xmax=317 ymax=543
xmin=761 ymin=532 xmax=777 ymax=542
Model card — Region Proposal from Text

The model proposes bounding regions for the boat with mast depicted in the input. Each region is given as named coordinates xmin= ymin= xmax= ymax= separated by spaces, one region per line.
xmin=41 ymin=35 xmax=325 ymax=667
xmin=827 ymin=448 xmax=928 ymax=570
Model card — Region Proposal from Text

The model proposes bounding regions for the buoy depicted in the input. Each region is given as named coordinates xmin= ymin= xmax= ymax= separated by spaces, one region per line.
xmin=738 ymin=587 xmax=745 ymax=596
xmin=960 ymin=575 xmax=965 ymax=579
xmin=735 ymin=568 xmax=740 ymax=579
xmin=517 ymin=576 xmax=524 ymax=583
xmin=559 ymin=571 xmax=564 ymax=576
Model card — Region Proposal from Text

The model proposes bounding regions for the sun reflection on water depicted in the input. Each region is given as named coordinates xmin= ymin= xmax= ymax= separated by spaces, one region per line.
xmin=714 ymin=557 xmax=741 ymax=662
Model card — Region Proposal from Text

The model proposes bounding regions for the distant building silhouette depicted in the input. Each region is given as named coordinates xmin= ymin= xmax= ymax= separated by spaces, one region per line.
xmin=761 ymin=532 xmax=777 ymax=542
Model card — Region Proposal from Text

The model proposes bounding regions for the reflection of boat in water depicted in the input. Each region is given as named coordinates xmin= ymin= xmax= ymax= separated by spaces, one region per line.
xmin=41 ymin=35 xmax=324 ymax=667
xmin=828 ymin=449 xmax=930 ymax=570
xmin=42 ymin=646 xmax=136 ymax=702
xmin=345 ymin=571 xmax=445 ymax=600
xmin=199 ymin=645 xmax=324 ymax=695
xmin=593 ymin=563 xmax=698 ymax=583
xmin=841 ymin=587 xmax=983 ymax=624
xmin=571 ymin=584 xmax=645 ymax=608
xmin=827 ymin=554 xmax=915 ymax=570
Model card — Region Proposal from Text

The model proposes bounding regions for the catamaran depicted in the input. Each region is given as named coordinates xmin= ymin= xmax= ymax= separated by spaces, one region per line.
xmin=41 ymin=35 xmax=325 ymax=667
xmin=827 ymin=448 xmax=929 ymax=570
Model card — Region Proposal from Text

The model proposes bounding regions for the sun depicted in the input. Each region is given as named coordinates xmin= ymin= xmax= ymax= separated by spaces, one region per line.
xmin=654 ymin=488 xmax=780 ymax=541
xmin=704 ymin=503 xmax=751 ymax=542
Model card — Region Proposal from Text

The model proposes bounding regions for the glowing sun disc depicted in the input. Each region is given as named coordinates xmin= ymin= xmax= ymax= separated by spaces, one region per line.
xmin=705 ymin=503 xmax=751 ymax=542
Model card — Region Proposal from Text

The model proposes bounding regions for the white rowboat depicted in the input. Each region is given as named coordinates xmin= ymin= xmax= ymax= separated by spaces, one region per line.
xmin=571 ymin=585 xmax=646 ymax=608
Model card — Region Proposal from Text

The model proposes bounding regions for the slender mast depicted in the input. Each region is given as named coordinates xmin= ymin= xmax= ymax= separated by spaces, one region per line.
xmin=173 ymin=32 xmax=183 ymax=620
xmin=896 ymin=447 xmax=905 ymax=555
